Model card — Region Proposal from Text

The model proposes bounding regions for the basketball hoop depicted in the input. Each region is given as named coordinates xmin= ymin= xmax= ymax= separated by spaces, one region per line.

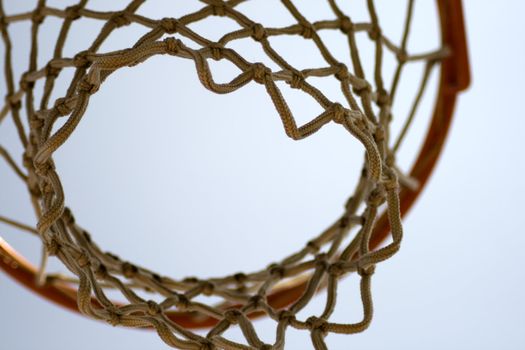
xmin=0 ymin=0 xmax=469 ymax=348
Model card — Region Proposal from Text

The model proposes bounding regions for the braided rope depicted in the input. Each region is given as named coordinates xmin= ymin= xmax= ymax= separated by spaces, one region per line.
xmin=0 ymin=1 xmax=447 ymax=349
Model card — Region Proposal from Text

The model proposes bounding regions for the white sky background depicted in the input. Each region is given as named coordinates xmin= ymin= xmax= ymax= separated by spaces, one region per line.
xmin=1 ymin=0 xmax=524 ymax=349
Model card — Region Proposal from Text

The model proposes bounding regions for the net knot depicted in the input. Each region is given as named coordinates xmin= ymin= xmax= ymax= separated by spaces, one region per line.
xmin=278 ymin=310 xmax=296 ymax=325
xmin=306 ymin=316 xmax=328 ymax=333
xmin=233 ymin=272 xmax=247 ymax=284
xmin=202 ymin=281 xmax=215 ymax=296
xmin=34 ymin=160 xmax=54 ymax=177
xmin=396 ymin=49 xmax=408 ymax=64
xmin=164 ymin=37 xmax=182 ymax=55
xmin=30 ymin=119 xmax=44 ymax=129
xmin=76 ymin=252 xmax=90 ymax=268
xmin=267 ymin=263 xmax=285 ymax=278
xmin=210 ymin=1 xmax=227 ymax=17
xmin=209 ymin=43 xmax=224 ymax=61
xmin=107 ymin=308 xmax=121 ymax=326
xmin=160 ymin=17 xmax=179 ymax=34
xmin=252 ymin=63 xmax=271 ymax=84
xmin=352 ymin=80 xmax=371 ymax=96
xmin=31 ymin=8 xmax=45 ymax=24
xmin=62 ymin=206 xmax=75 ymax=225
xmin=54 ymin=97 xmax=73 ymax=116
xmin=251 ymin=23 xmax=267 ymax=41
xmin=289 ymin=70 xmax=305 ymax=89
xmin=368 ymin=24 xmax=382 ymax=41
xmin=340 ymin=16 xmax=354 ymax=34
xmin=334 ymin=63 xmax=349 ymax=81
xmin=45 ymin=63 xmax=61 ymax=78
xmin=367 ymin=188 xmax=386 ymax=208
xmin=300 ymin=22 xmax=316 ymax=39
xmin=110 ymin=11 xmax=131 ymax=28
xmin=315 ymin=253 xmax=329 ymax=270
xmin=78 ymin=77 xmax=99 ymax=95
xmin=382 ymin=168 xmax=399 ymax=191
xmin=373 ymin=125 xmax=386 ymax=142
xmin=331 ymin=103 xmax=346 ymax=124
xmin=65 ymin=5 xmax=82 ymax=21
xmin=174 ymin=294 xmax=190 ymax=311
xmin=248 ymin=294 xmax=264 ymax=309
xmin=73 ymin=51 xmax=91 ymax=68
xmin=94 ymin=263 xmax=108 ymax=279
xmin=20 ymin=73 xmax=34 ymax=91
xmin=6 ymin=94 xmax=21 ymax=110
xmin=328 ymin=261 xmax=346 ymax=277
xmin=306 ymin=240 xmax=320 ymax=253
xmin=376 ymin=89 xmax=390 ymax=107
xmin=42 ymin=182 xmax=53 ymax=195
xmin=357 ymin=264 xmax=376 ymax=277
xmin=198 ymin=340 xmax=214 ymax=350
xmin=223 ymin=309 xmax=242 ymax=324
xmin=121 ymin=262 xmax=138 ymax=278
xmin=83 ymin=230 xmax=92 ymax=243
xmin=146 ymin=300 xmax=162 ymax=315
xmin=183 ymin=276 xmax=199 ymax=284
xmin=339 ymin=214 xmax=352 ymax=228
xmin=45 ymin=238 xmax=61 ymax=256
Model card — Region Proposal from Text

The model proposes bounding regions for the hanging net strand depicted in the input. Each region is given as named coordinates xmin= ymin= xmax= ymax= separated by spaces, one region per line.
xmin=0 ymin=0 xmax=470 ymax=349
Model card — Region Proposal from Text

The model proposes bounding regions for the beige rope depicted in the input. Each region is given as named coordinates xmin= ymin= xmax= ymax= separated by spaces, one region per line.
xmin=0 ymin=0 xmax=445 ymax=349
